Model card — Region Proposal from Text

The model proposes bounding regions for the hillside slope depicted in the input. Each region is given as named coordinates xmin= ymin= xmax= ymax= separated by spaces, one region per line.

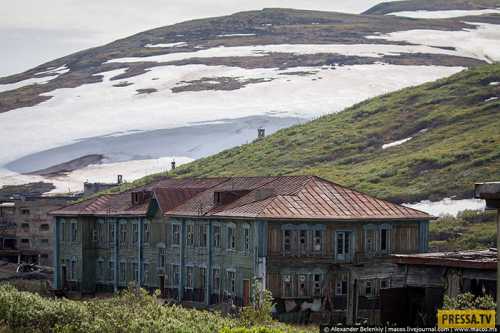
xmin=364 ymin=0 xmax=500 ymax=15
xmin=167 ymin=64 xmax=500 ymax=203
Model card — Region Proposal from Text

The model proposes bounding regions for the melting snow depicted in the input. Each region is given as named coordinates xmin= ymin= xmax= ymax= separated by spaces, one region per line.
xmin=107 ymin=43 xmax=460 ymax=64
xmin=217 ymin=33 xmax=256 ymax=37
xmin=35 ymin=65 xmax=69 ymax=76
xmin=485 ymin=97 xmax=498 ymax=102
xmin=0 ymin=64 xmax=464 ymax=167
xmin=404 ymin=198 xmax=486 ymax=217
xmin=367 ymin=22 xmax=500 ymax=63
xmin=144 ymin=42 xmax=187 ymax=48
xmin=382 ymin=137 xmax=413 ymax=149
xmin=387 ymin=9 xmax=500 ymax=19
xmin=0 ymin=75 xmax=60 ymax=93
xmin=0 ymin=156 xmax=193 ymax=194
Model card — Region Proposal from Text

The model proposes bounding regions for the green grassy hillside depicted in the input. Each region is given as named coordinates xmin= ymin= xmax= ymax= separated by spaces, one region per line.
xmin=164 ymin=64 xmax=500 ymax=203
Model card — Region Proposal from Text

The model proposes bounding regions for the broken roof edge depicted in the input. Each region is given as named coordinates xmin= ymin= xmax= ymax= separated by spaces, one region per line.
xmin=392 ymin=250 xmax=497 ymax=270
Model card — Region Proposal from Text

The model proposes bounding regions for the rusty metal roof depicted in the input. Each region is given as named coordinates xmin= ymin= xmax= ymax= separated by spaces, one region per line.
xmin=392 ymin=249 xmax=497 ymax=270
xmin=52 ymin=176 xmax=432 ymax=221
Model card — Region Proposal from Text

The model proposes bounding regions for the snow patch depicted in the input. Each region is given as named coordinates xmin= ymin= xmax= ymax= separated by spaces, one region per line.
xmin=367 ymin=22 xmax=500 ymax=63
xmin=107 ymin=43 xmax=461 ymax=64
xmin=382 ymin=137 xmax=413 ymax=149
xmin=217 ymin=33 xmax=256 ymax=37
xmin=485 ymin=97 xmax=498 ymax=102
xmin=0 ymin=75 xmax=60 ymax=93
xmin=404 ymin=198 xmax=486 ymax=217
xmin=0 ymin=156 xmax=193 ymax=194
xmin=0 ymin=64 xmax=464 ymax=168
xmin=35 ymin=65 xmax=69 ymax=76
xmin=387 ymin=8 xmax=500 ymax=19
xmin=144 ymin=42 xmax=187 ymax=48
xmin=490 ymin=82 xmax=499 ymax=86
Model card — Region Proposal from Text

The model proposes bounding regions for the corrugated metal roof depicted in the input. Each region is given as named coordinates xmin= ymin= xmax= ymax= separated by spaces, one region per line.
xmin=52 ymin=176 xmax=432 ymax=221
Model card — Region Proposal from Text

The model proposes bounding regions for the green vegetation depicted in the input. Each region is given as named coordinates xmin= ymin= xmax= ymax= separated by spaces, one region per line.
xmin=429 ymin=210 xmax=497 ymax=251
xmin=443 ymin=293 xmax=495 ymax=310
xmin=0 ymin=285 xmax=312 ymax=333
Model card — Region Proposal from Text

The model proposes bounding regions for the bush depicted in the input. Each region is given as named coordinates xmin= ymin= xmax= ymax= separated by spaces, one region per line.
xmin=443 ymin=293 xmax=496 ymax=310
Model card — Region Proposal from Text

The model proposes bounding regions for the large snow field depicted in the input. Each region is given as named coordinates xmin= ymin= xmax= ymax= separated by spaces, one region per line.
xmin=404 ymin=198 xmax=486 ymax=217
xmin=108 ymin=43 xmax=461 ymax=64
xmin=387 ymin=9 xmax=500 ymax=19
xmin=0 ymin=156 xmax=193 ymax=194
xmin=368 ymin=22 xmax=500 ymax=63
xmin=0 ymin=63 xmax=464 ymax=168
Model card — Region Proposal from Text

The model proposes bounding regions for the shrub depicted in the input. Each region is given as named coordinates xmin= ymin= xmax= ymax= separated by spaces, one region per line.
xmin=443 ymin=293 xmax=496 ymax=310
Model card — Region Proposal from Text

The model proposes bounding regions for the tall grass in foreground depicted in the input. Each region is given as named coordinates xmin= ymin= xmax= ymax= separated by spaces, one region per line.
xmin=0 ymin=284 xmax=313 ymax=333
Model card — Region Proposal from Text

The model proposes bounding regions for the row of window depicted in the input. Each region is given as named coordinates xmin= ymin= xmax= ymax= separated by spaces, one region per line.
xmin=163 ymin=264 xmax=236 ymax=295
xmin=20 ymin=223 xmax=50 ymax=231
xmin=172 ymin=223 xmax=251 ymax=252
xmin=92 ymin=220 xmax=151 ymax=247
xmin=18 ymin=238 xmax=50 ymax=247
xmin=282 ymin=273 xmax=324 ymax=298
xmin=281 ymin=226 xmax=391 ymax=258
xmin=95 ymin=259 xmax=151 ymax=285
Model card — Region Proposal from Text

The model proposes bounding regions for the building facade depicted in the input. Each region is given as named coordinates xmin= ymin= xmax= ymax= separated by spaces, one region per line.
xmin=51 ymin=176 xmax=432 ymax=324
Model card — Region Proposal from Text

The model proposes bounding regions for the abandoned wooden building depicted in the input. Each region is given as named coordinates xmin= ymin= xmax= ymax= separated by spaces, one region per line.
xmin=50 ymin=176 xmax=433 ymax=324
xmin=385 ymin=249 xmax=496 ymax=326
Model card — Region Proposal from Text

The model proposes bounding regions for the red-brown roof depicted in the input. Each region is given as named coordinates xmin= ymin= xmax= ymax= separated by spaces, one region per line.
xmin=52 ymin=176 xmax=432 ymax=221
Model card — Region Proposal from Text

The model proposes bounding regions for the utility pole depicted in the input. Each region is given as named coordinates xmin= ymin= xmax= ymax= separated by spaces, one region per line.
xmin=474 ymin=182 xmax=500 ymax=324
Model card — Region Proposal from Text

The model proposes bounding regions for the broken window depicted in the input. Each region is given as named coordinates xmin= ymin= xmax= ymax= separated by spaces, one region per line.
xmin=91 ymin=226 xmax=98 ymax=243
xmin=108 ymin=261 xmax=114 ymax=282
xmin=282 ymin=274 xmax=293 ymax=298
xmin=213 ymin=268 xmax=221 ymax=292
xmin=186 ymin=266 xmax=194 ymax=289
xmin=200 ymin=224 xmax=208 ymax=247
xmin=40 ymin=224 xmax=49 ymax=231
xmin=187 ymin=224 xmax=194 ymax=247
xmin=132 ymin=223 xmax=139 ymax=244
xmin=227 ymin=271 xmax=236 ymax=295
xmin=158 ymin=248 xmax=166 ymax=269
xmin=21 ymin=223 xmax=30 ymax=230
xmin=20 ymin=208 xmax=30 ymax=215
xmin=120 ymin=223 xmax=127 ymax=245
xmin=364 ymin=280 xmax=376 ymax=297
xmin=70 ymin=258 xmax=77 ymax=280
xmin=365 ymin=228 xmax=377 ymax=253
xmin=40 ymin=239 xmax=49 ymax=245
xmin=243 ymin=227 xmax=250 ymax=252
xmin=172 ymin=224 xmax=180 ymax=246
xmin=172 ymin=265 xmax=180 ymax=286
xmin=132 ymin=262 xmax=139 ymax=282
xmin=120 ymin=262 xmax=126 ymax=282
xmin=380 ymin=278 xmax=391 ymax=289
xmin=283 ymin=230 xmax=292 ymax=253
xmin=213 ymin=225 xmax=221 ymax=248
xmin=227 ymin=226 xmax=236 ymax=250
xmin=199 ymin=267 xmax=206 ymax=290
xmin=109 ymin=223 xmax=116 ymax=245
xmin=297 ymin=274 xmax=308 ymax=297
xmin=299 ymin=230 xmax=308 ymax=254
xmin=97 ymin=220 xmax=105 ymax=245
xmin=144 ymin=221 xmax=151 ymax=244
xmin=313 ymin=274 xmax=323 ymax=297
xmin=335 ymin=273 xmax=348 ymax=295
xmin=71 ymin=221 xmax=78 ymax=242
xmin=60 ymin=220 xmax=66 ymax=242
xmin=143 ymin=263 xmax=150 ymax=285
xmin=380 ymin=228 xmax=390 ymax=252
xmin=313 ymin=230 xmax=323 ymax=252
